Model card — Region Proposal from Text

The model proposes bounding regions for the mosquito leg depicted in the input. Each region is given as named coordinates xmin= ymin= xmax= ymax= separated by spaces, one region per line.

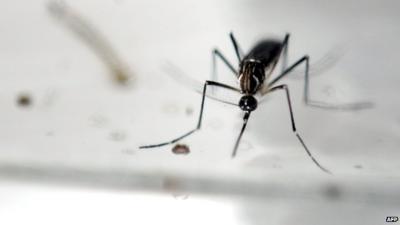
xmin=280 ymin=33 xmax=290 ymax=73
xmin=231 ymin=111 xmax=251 ymax=158
xmin=270 ymin=55 xmax=309 ymax=90
xmin=210 ymin=32 xmax=242 ymax=93
xmin=139 ymin=81 xmax=240 ymax=149
xmin=269 ymin=56 xmax=372 ymax=110
xmin=268 ymin=84 xmax=331 ymax=174
xmin=211 ymin=49 xmax=238 ymax=94
xmin=229 ymin=32 xmax=244 ymax=62
xmin=211 ymin=49 xmax=238 ymax=83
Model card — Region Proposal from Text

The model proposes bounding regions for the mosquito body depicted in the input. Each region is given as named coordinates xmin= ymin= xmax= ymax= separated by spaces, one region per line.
xmin=141 ymin=33 xmax=334 ymax=174
xmin=237 ymin=39 xmax=283 ymax=109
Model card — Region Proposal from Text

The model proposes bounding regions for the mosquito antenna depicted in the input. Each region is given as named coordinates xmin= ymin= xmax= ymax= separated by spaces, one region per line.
xmin=232 ymin=111 xmax=251 ymax=158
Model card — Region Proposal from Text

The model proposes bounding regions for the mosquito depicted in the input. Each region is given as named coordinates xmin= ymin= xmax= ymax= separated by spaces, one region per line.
xmin=140 ymin=32 xmax=359 ymax=174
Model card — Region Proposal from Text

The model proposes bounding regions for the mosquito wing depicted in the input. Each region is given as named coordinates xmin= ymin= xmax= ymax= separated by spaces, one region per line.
xmin=284 ymin=43 xmax=347 ymax=79
xmin=258 ymin=43 xmax=348 ymax=104
xmin=161 ymin=61 xmax=238 ymax=106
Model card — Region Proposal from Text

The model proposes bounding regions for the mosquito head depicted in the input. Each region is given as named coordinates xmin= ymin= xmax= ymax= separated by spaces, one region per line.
xmin=239 ymin=95 xmax=258 ymax=112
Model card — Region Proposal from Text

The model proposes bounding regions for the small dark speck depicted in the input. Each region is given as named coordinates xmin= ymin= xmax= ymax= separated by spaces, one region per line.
xmin=172 ymin=144 xmax=190 ymax=155
xmin=185 ymin=106 xmax=194 ymax=116
xmin=17 ymin=93 xmax=32 ymax=107
xmin=163 ymin=177 xmax=189 ymax=200
xmin=324 ymin=184 xmax=341 ymax=199
xmin=113 ymin=67 xmax=131 ymax=85
xmin=354 ymin=164 xmax=363 ymax=169
xmin=109 ymin=130 xmax=127 ymax=142
xmin=45 ymin=131 xmax=54 ymax=137
xmin=88 ymin=114 xmax=108 ymax=128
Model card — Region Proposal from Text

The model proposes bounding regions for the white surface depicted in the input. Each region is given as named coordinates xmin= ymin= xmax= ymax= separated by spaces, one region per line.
xmin=0 ymin=0 xmax=399 ymax=224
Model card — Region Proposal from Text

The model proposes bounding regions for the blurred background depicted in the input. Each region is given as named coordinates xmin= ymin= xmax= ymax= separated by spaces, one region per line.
xmin=0 ymin=0 xmax=399 ymax=224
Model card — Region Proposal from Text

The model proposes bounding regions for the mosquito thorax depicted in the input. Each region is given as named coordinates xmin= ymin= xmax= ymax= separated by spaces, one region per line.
xmin=239 ymin=95 xmax=258 ymax=112
xmin=239 ymin=59 xmax=265 ymax=94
